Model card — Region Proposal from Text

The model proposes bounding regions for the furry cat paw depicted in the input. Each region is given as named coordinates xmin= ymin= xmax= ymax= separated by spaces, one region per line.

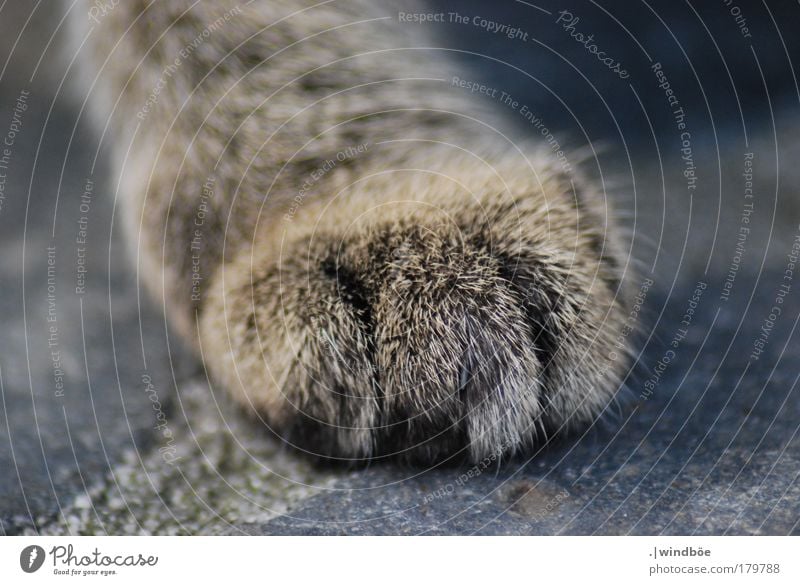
xmin=200 ymin=155 xmax=630 ymax=464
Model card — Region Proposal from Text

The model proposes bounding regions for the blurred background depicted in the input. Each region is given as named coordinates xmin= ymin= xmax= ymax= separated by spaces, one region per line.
xmin=1 ymin=0 xmax=799 ymax=535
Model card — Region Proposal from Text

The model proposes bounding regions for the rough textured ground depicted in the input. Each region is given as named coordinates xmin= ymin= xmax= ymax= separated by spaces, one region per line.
xmin=1 ymin=0 xmax=799 ymax=535
xmin=255 ymin=277 xmax=800 ymax=535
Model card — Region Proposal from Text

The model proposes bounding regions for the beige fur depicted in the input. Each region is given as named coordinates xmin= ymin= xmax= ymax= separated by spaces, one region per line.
xmin=75 ymin=0 xmax=631 ymax=463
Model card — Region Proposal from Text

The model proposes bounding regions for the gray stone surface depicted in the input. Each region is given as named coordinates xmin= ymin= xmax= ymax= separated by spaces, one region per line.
xmin=252 ymin=279 xmax=800 ymax=535
xmin=0 ymin=89 xmax=196 ymax=534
